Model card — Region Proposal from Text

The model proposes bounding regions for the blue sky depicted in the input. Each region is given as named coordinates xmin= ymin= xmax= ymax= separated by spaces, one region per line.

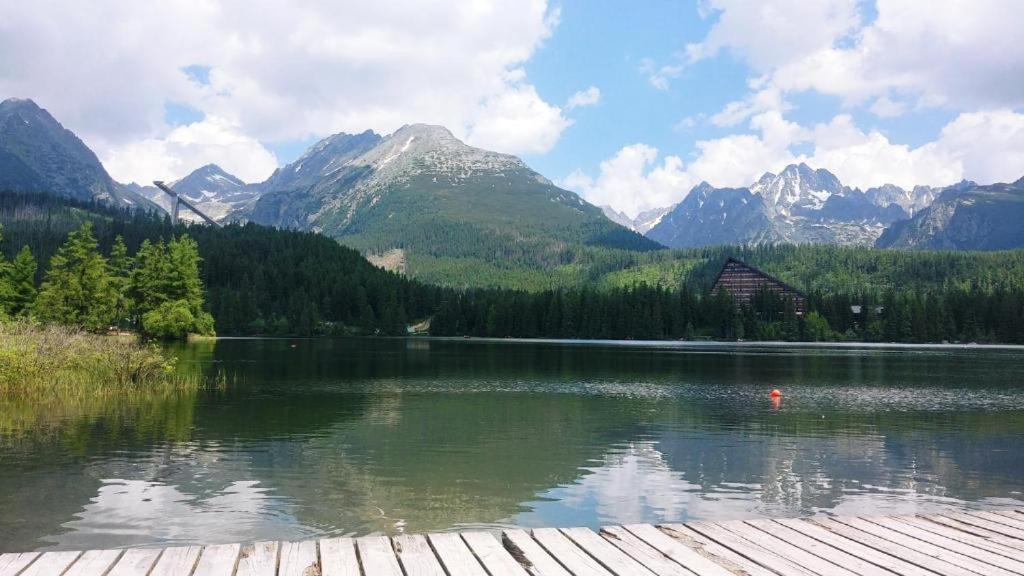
xmin=4 ymin=1 xmax=1022 ymax=217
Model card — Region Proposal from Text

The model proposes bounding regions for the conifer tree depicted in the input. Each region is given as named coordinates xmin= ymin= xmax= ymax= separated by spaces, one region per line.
xmin=35 ymin=222 xmax=117 ymax=331
xmin=8 ymin=245 xmax=37 ymax=317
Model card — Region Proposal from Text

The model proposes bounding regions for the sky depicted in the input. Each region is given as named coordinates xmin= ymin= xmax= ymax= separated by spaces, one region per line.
xmin=2 ymin=0 xmax=1023 ymax=218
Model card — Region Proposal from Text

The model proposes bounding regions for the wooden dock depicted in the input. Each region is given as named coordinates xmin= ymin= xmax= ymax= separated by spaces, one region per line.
xmin=2 ymin=509 xmax=1023 ymax=575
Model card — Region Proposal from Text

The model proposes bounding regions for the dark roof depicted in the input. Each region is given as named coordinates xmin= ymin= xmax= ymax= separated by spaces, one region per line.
xmin=711 ymin=257 xmax=808 ymax=299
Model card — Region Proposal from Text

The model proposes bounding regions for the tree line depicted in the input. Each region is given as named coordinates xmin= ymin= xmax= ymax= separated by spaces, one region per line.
xmin=3 ymin=190 xmax=1024 ymax=343
xmin=0 ymin=221 xmax=212 ymax=338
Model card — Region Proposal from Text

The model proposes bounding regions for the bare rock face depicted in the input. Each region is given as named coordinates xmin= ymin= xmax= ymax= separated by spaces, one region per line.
xmin=0 ymin=98 xmax=155 ymax=209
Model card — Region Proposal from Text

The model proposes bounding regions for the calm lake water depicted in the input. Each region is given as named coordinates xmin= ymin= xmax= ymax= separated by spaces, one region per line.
xmin=2 ymin=338 xmax=1023 ymax=551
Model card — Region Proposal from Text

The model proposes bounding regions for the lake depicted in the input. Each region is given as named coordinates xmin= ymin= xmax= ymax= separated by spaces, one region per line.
xmin=1 ymin=337 xmax=1023 ymax=552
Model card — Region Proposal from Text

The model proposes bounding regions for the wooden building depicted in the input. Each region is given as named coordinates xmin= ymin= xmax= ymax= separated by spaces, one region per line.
xmin=711 ymin=258 xmax=808 ymax=314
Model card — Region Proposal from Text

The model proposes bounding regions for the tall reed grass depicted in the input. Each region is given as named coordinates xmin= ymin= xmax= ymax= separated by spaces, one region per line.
xmin=0 ymin=321 xmax=203 ymax=397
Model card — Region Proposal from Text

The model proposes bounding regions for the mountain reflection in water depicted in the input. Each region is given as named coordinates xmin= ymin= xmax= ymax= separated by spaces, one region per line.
xmin=1 ymin=337 xmax=1022 ymax=552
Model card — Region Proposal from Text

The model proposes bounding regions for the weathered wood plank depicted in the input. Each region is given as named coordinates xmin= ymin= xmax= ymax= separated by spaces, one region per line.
xmin=619 ymin=524 xmax=734 ymax=576
xmin=532 ymin=527 xmax=615 ymax=576
xmin=560 ymin=527 xmax=657 ymax=576
xmin=921 ymin=515 xmax=1024 ymax=550
xmin=686 ymin=520 xmax=821 ymax=576
xmin=63 ymin=549 xmax=125 ymax=576
xmin=895 ymin=516 xmax=1024 ymax=560
xmin=18 ymin=551 xmax=82 ymax=576
xmin=991 ymin=510 xmax=1024 ymax=526
xmin=280 ymin=540 xmax=319 ymax=576
xmin=658 ymin=524 xmax=777 ymax=576
xmin=719 ymin=520 xmax=862 ymax=576
xmin=861 ymin=516 xmax=1024 ymax=574
xmin=743 ymin=519 xmax=891 ymax=576
xmin=942 ymin=513 xmax=1024 ymax=540
xmin=356 ymin=536 xmax=403 ymax=576
xmin=503 ymin=530 xmax=573 ymax=576
xmin=0 ymin=553 xmax=41 ymax=576
xmin=428 ymin=532 xmax=488 ymax=576
xmin=235 ymin=542 xmax=279 ymax=576
xmin=837 ymin=516 xmax=1017 ymax=576
xmin=193 ymin=543 xmax=242 ymax=576
xmin=775 ymin=518 xmax=937 ymax=576
xmin=394 ymin=534 xmax=446 ymax=576
xmin=596 ymin=526 xmax=696 ymax=576
xmin=812 ymin=518 xmax=979 ymax=576
xmin=106 ymin=548 xmax=163 ymax=576
xmin=150 ymin=546 xmax=203 ymax=576
xmin=320 ymin=538 xmax=360 ymax=576
xmin=964 ymin=510 xmax=1024 ymax=531
xmin=463 ymin=531 xmax=530 ymax=576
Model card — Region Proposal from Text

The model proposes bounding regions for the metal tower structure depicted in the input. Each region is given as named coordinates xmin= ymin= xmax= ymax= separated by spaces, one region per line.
xmin=153 ymin=181 xmax=222 ymax=227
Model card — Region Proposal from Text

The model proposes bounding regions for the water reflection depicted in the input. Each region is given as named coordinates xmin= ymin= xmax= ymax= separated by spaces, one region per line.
xmin=0 ymin=338 xmax=1022 ymax=551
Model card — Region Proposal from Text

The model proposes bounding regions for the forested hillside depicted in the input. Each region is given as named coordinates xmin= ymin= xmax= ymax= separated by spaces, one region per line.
xmin=4 ymin=190 xmax=1023 ymax=343
xmin=0 ymin=192 xmax=443 ymax=336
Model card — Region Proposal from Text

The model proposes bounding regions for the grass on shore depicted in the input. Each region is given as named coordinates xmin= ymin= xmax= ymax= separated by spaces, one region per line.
xmin=0 ymin=321 xmax=204 ymax=398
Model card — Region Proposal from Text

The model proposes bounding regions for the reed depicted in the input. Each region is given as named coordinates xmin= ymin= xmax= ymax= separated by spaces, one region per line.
xmin=0 ymin=320 xmax=203 ymax=397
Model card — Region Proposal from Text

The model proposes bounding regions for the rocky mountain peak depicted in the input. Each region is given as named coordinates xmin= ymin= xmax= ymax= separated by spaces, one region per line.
xmin=750 ymin=163 xmax=843 ymax=215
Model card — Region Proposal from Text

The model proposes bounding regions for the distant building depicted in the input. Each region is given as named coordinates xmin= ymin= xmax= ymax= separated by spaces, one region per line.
xmin=711 ymin=258 xmax=808 ymax=315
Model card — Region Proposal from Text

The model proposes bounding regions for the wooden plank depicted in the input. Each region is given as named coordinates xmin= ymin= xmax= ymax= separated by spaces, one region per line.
xmin=502 ymin=530 xmax=573 ymax=576
xmin=559 ymin=527 xmax=656 ymax=576
xmin=193 ymin=543 xmax=242 ymax=576
xmin=532 ymin=528 xmax=615 ymax=576
xmin=921 ymin=515 xmax=1024 ymax=550
xmin=813 ymin=518 xmax=980 ymax=576
xmin=836 ymin=516 xmax=1017 ymax=576
xmin=280 ymin=540 xmax=319 ymax=576
xmin=428 ymin=533 xmax=488 ymax=576
xmin=106 ymin=548 xmax=163 ymax=576
xmin=658 ymin=524 xmax=777 ymax=576
xmin=774 ymin=518 xmax=938 ymax=576
xmin=236 ymin=542 xmax=279 ymax=576
xmin=743 ymin=519 xmax=891 ymax=576
xmin=942 ymin=513 xmax=1024 ymax=540
xmin=63 ymin=549 xmax=125 ymax=576
xmin=964 ymin=510 xmax=1024 ymax=530
xmin=150 ymin=546 xmax=203 ymax=576
xmin=596 ymin=526 xmax=696 ymax=576
xmin=860 ymin=516 xmax=1024 ymax=574
xmin=685 ymin=520 xmax=822 ymax=576
xmin=18 ymin=551 xmax=82 ymax=576
xmin=463 ymin=531 xmax=530 ymax=576
xmin=716 ymin=520 xmax=861 ymax=576
xmin=320 ymin=538 xmax=360 ymax=576
xmin=619 ymin=525 xmax=734 ymax=576
xmin=990 ymin=510 xmax=1024 ymax=527
xmin=394 ymin=535 xmax=446 ymax=576
xmin=894 ymin=516 xmax=1024 ymax=560
xmin=356 ymin=536 xmax=403 ymax=576
xmin=0 ymin=553 xmax=41 ymax=576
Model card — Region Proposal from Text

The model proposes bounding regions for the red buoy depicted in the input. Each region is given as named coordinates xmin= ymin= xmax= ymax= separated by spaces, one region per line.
xmin=770 ymin=389 xmax=782 ymax=398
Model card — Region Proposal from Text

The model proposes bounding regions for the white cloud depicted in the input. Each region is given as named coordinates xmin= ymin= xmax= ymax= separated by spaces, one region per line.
xmin=579 ymin=108 xmax=1024 ymax=215
xmin=101 ymin=117 xmax=279 ymax=184
xmin=686 ymin=0 xmax=860 ymax=71
xmin=466 ymin=83 xmax=572 ymax=155
xmin=0 ymin=0 xmax=568 ymax=179
xmin=639 ymin=58 xmax=683 ymax=91
xmin=561 ymin=144 xmax=695 ymax=218
xmin=690 ymin=0 xmax=1024 ymax=115
xmin=565 ymin=86 xmax=601 ymax=110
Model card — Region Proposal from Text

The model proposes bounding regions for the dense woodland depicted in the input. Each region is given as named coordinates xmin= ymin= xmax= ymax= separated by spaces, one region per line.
xmin=2 ymin=190 xmax=1024 ymax=343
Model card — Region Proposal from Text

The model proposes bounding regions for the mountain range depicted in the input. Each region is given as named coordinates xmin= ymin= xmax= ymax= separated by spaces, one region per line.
xmin=647 ymin=163 xmax=942 ymax=248
xmin=0 ymin=98 xmax=156 ymax=209
xmin=2 ymin=97 xmax=1023 ymax=278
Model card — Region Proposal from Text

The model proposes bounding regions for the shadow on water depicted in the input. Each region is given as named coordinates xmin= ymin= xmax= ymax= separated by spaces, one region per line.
xmin=1 ymin=337 xmax=1022 ymax=551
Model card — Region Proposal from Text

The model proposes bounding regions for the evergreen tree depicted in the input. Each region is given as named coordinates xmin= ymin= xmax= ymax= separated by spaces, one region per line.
xmin=35 ymin=222 xmax=117 ymax=331
xmin=7 ymin=245 xmax=37 ymax=317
